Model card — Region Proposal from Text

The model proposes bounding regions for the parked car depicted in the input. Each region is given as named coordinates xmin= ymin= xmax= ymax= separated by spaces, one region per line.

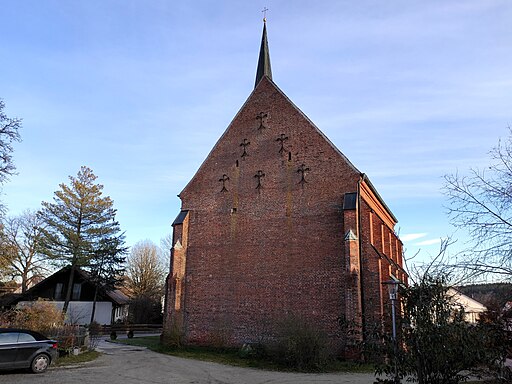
xmin=0 ymin=328 xmax=58 ymax=373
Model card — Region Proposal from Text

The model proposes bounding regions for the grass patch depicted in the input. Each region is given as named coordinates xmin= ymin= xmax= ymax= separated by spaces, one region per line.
xmin=54 ymin=350 xmax=101 ymax=367
xmin=115 ymin=336 xmax=373 ymax=373
xmin=114 ymin=336 xmax=161 ymax=349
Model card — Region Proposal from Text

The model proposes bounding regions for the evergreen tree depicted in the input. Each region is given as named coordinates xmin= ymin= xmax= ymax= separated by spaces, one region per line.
xmin=88 ymin=235 xmax=127 ymax=323
xmin=38 ymin=166 xmax=127 ymax=315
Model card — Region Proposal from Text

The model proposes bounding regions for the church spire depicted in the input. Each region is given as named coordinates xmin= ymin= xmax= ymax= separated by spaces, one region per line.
xmin=255 ymin=17 xmax=272 ymax=88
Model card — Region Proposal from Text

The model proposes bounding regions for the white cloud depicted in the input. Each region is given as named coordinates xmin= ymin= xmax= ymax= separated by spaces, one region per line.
xmin=401 ymin=233 xmax=428 ymax=242
xmin=415 ymin=238 xmax=444 ymax=246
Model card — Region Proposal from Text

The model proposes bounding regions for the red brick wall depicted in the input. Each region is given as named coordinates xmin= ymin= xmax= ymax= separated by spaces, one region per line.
xmin=167 ymin=76 xmax=404 ymax=350
xmin=358 ymin=198 xmax=405 ymax=334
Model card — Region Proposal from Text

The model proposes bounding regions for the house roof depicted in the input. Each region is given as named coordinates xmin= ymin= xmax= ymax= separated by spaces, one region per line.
xmin=172 ymin=210 xmax=189 ymax=226
xmin=0 ymin=293 xmax=22 ymax=307
xmin=5 ymin=267 xmax=129 ymax=306
xmin=448 ymin=288 xmax=487 ymax=313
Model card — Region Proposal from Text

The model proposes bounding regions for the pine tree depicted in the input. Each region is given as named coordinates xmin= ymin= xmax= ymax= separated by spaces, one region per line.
xmin=38 ymin=166 xmax=127 ymax=315
xmin=88 ymin=235 xmax=127 ymax=323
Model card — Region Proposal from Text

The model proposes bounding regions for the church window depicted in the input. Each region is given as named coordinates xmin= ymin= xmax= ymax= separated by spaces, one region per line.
xmin=369 ymin=212 xmax=374 ymax=244
xmin=381 ymin=225 xmax=385 ymax=255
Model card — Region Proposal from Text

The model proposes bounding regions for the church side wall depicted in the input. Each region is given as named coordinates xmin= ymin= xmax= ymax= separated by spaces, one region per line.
xmin=359 ymin=198 xmax=405 ymax=336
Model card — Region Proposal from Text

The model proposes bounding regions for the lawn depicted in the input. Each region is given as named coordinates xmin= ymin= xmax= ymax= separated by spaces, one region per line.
xmin=114 ymin=336 xmax=373 ymax=373
xmin=53 ymin=350 xmax=101 ymax=367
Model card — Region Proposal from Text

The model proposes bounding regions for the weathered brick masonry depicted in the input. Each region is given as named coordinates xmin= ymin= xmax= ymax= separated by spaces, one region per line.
xmin=164 ymin=23 xmax=407 ymax=354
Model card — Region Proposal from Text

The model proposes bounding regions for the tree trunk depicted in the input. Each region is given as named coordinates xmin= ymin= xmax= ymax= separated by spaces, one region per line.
xmin=62 ymin=264 xmax=75 ymax=315
xmin=90 ymin=285 xmax=98 ymax=324
xmin=21 ymin=271 xmax=28 ymax=293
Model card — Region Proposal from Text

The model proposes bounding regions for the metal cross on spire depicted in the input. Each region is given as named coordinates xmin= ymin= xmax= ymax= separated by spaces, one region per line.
xmin=262 ymin=7 xmax=269 ymax=22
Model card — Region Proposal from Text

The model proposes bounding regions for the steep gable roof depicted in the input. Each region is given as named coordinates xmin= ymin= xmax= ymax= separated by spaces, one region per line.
xmin=180 ymin=76 xmax=361 ymax=197
xmin=7 ymin=267 xmax=129 ymax=306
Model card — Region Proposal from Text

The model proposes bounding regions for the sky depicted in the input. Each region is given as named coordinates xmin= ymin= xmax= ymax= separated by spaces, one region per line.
xmin=0 ymin=1 xmax=511 ymax=267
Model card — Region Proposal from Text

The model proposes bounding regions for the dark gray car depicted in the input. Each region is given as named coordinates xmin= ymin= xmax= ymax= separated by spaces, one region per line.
xmin=0 ymin=328 xmax=58 ymax=373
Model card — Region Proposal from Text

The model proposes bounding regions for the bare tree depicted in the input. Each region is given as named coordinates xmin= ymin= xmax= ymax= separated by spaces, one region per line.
xmin=0 ymin=99 xmax=22 ymax=215
xmin=444 ymin=128 xmax=512 ymax=279
xmin=126 ymin=240 xmax=166 ymax=323
xmin=0 ymin=210 xmax=48 ymax=292
xmin=0 ymin=99 xmax=22 ymax=185
xmin=160 ymin=233 xmax=172 ymax=269
xmin=127 ymin=240 xmax=166 ymax=298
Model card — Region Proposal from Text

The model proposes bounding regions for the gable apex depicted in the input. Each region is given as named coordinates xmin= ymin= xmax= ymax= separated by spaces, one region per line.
xmin=180 ymin=77 xmax=360 ymax=198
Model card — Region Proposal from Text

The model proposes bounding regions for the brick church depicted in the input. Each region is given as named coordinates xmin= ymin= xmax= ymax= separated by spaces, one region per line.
xmin=164 ymin=21 xmax=407 ymax=353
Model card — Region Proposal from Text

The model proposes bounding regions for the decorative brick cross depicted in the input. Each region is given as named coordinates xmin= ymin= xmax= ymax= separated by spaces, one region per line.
xmin=276 ymin=133 xmax=288 ymax=154
xmin=256 ymin=112 xmax=268 ymax=130
xmin=219 ymin=174 xmax=230 ymax=192
xmin=240 ymin=138 xmax=250 ymax=158
xmin=254 ymin=170 xmax=265 ymax=189
xmin=297 ymin=164 xmax=310 ymax=185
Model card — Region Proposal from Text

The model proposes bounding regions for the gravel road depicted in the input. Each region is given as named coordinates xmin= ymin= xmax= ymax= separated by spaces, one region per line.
xmin=0 ymin=338 xmax=378 ymax=384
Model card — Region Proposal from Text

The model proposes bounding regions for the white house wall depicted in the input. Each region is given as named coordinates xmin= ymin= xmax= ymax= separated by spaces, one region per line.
xmin=448 ymin=288 xmax=487 ymax=323
xmin=18 ymin=301 xmax=113 ymax=325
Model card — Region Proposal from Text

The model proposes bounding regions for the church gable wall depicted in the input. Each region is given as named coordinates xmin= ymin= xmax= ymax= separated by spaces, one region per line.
xmin=177 ymin=77 xmax=362 ymax=347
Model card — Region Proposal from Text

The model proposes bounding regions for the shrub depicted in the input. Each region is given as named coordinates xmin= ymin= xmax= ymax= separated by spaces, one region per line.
xmin=270 ymin=315 xmax=333 ymax=371
xmin=50 ymin=325 xmax=87 ymax=354
xmin=161 ymin=317 xmax=184 ymax=348
xmin=8 ymin=300 xmax=65 ymax=334
xmin=87 ymin=321 xmax=102 ymax=350
xmin=375 ymin=275 xmax=509 ymax=384
xmin=128 ymin=295 xmax=162 ymax=324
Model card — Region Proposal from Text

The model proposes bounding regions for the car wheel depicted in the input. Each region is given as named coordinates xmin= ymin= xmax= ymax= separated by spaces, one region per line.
xmin=31 ymin=353 xmax=50 ymax=373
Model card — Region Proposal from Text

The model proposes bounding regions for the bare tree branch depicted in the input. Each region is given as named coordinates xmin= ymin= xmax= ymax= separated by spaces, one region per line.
xmin=444 ymin=128 xmax=512 ymax=280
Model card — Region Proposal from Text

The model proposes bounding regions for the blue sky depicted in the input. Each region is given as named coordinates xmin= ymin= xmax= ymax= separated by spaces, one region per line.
xmin=1 ymin=1 xmax=511 ymax=266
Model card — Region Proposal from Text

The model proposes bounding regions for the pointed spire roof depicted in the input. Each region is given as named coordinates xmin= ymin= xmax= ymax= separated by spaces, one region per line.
xmin=255 ymin=20 xmax=272 ymax=88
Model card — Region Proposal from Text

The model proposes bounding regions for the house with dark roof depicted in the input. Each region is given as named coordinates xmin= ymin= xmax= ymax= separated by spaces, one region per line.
xmin=2 ymin=267 xmax=129 ymax=325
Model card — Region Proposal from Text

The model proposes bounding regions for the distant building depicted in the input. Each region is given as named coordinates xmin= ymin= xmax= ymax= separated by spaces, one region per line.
xmin=2 ymin=267 xmax=129 ymax=325
xmin=449 ymin=288 xmax=487 ymax=323
xmin=164 ymin=21 xmax=407 ymax=353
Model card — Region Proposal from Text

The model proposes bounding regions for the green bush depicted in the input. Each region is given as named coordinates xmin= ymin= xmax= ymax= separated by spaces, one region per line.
xmin=375 ymin=275 xmax=509 ymax=384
